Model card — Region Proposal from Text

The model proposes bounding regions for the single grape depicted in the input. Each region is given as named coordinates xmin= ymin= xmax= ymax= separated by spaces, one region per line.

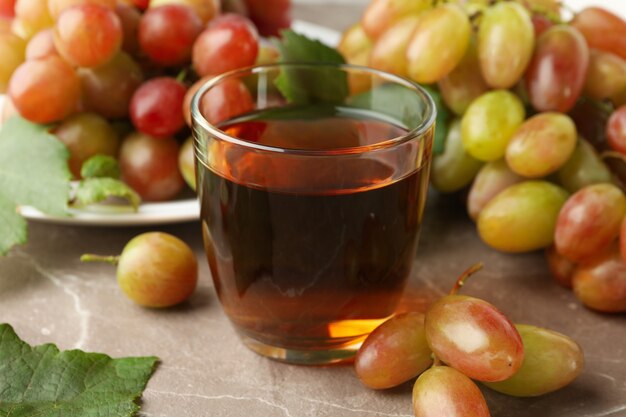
xmin=572 ymin=245 xmax=626 ymax=313
xmin=130 ymin=77 xmax=186 ymax=138
xmin=0 ymin=32 xmax=26 ymax=94
xmin=54 ymin=4 xmax=122 ymax=68
xmin=119 ymin=132 xmax=185 ymax=201
xmin=361 ymin=0 xmax=430 ymax=40
xmin=525 ymin=25 xmax=589 ymax=113
xmin=571 ymin=7 xmax=626 ymax=61
xmin=557 ymin=139 xmax=612 ymax=193
xmin=78 ymin=52 xmax=143 ymax=119
xmin=9 ymin=55 xmax=80 ymax=123
xmin=607 ymin=105 xmax=626 ymax=155
xmin=461 ymin=90 xmax=525 ymax=162
xmin=431 ymin=119 xmax=483 ymax=193
xmin=192 ymin=13 xmax=259 ymax=77
xmin=425 ymin=292 xmax=524 ymax=382
xmin=47 ymin=0 xmax=115 ymax=20
xmin=14 ymin=0 xmax=54 ymax=38
xmin=438 ymin=36 xmax=489 ymax=116
xmin=183 ymin=75 xmax=212 ymax=126
xmin=406 ymin=3 xmax=471 ymax=84
xmin=179 ymin=136 xmax=196 ymax=191
xmin=413 ymin=366 xmax=490 ymax=417
xmin=545 ymin=246 xmax=575 ymax=289
xmin=355 ymin=312 xmax=432 ymax=390
xmin=83 ymin=232 xmax=198 ymax=308
xmin=197 ymin=77 xmax=254 ymax=125
xmin=138 ymin=4 xmax=202 ymax=66
xmin=505 ymin=112 xmax=577 ymax=178
xmin=115 ymin=2 xmax=141 ymax=54
xmin=483 ymin=324 xmax=584 ymax=397
xmin=25 ymin=28 xmax=57 ymax=60
xmin=150 ymin=0 xmax=220 ymax=23
xmin=368 ymin=16 xmax=418 ymax=78
xmin=467 ymin=159 xmax=525 ymax=221
xmin=255 ymin=41 xmax=280 ymax=66
xmin=338 ymin=23 xmax=372 ymax=66
xmin=478 ymin=1 xmax=534 ymax=89
xmin=243 ymin=0 xmax=291 ymax=37
xmin=554 ymin=183 xmax=626 ymax=263
xmin=478 ymin=181 xmax=568 ymax=253
xmin=584 ymin=49 xmax=626 ymax=102
xmin=53 ymin=112 xmax=120 ymax=178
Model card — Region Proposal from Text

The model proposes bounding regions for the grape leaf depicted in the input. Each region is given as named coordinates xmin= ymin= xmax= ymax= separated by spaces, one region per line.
xmin=274 ymin=30 xmax=348 ymax=104
xmin=0 ymin=324 xmax=158 ymax=417
xmin=80 ymin=155 xmax=121 ymax=179
xmin=0 ymin=117 xmax=71 ymax=255
xmin=74 ymin=178 xmax=141 ymax=211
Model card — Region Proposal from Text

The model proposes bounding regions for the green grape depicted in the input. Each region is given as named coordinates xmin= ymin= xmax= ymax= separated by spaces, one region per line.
xmin=557 ymin=138 xmax=612 ymax=193
xmin=361 ymin=0 xmax=431 ymax=40
xmin=406 ymin=3 xmax=470 ymax=84
xmin=505 ymin=112 xmax=577 ymax=178
xmin=478 ymin=181 xmax=568 ymax=253
xmin=14 ymin=0 xmax=54 ymax=39
xmin=369 ymin=15 xmax=419 ymax=77
xmin=431 ymin=119 xmax=483 ymax=193
xmin=412 ymin=366 xmax=490 ymax=417
xmin=0 ymin=32 xmax=26 ymax=94
xmin=425 ymin=294 xmax=524 ymax=382
xmin=573 ymin=245 xmax=626 ymax=313
xmin=438 ymin=36 xmax=489 ymax=116
xmin=555 ymin=183 xmax=626 ymax=263
xmin=484 ymin=324 xmax=584 ymax=397
xmin=584 ymin=49 xmax=626 ymax=102
xmin=179 ymin=136 xmax=196 ymax=191
xmin=461 ymin=90 xmax=525 ymax=162
xmin=53 ymin=112 xmax=121 ymax=178
xmin=467 ymin=159 xmax=525 ymax=221
xmin=83 ymin=232 xmax=198 ymax=307
xmin=338 ymin=23 xmax=372 ymax=66
xmin=355 ymin=312 xmax=432 ymax=390
xmin=478 ymin=1 xmax=534 ymax=89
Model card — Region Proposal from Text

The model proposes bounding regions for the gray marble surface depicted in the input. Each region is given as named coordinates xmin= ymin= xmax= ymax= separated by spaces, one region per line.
xmin=1 ymin=3 xmax=626 ymax=417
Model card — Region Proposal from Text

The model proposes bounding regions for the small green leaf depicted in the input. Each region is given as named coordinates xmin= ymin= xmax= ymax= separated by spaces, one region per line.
xmin=80 ymin=155 xmax=121 ymax=179
xmin=0 ymin=116 xmax=71 ymax=255
xmin=0 ymin=324 xmax=158 ymax=417
xmin=74 ymin=178 xmax=141 ymax=210
xmin=274 ymin=30 xmax=348 ymax=104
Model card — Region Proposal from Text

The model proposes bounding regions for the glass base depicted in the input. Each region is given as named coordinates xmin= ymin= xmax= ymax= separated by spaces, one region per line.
xmin=239 ymin=333 xmax=365 ymax=365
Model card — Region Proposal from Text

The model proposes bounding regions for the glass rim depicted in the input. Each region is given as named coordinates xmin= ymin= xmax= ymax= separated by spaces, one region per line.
xmin=191 ymin=62 xmax=437 ymax=156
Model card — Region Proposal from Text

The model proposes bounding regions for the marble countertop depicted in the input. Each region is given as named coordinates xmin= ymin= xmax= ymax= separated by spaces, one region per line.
xmin=2 ymin=2 xmax=625 ymax=417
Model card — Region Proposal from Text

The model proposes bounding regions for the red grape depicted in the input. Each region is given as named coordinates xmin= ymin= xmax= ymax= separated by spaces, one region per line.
xmin=183 ymin=74 xmax=212 ymax=126
xmin=25 ymin=28 xmax=57 ymax=60
xmin=196 ymin=77 xmax=254 ymax=125
xmin=555 ymin=184 xmax=626 ymax=263
xmin=9 ymin=55 xmax=80 ymax=123
xmin=525 ymin=25 xmax=589 ymax=113
xmin=545 ymin=245 xmax=575 ymax=289
xmin=138 ymin=4 xmax=202 ymax=66
xmin=54 ymin=4 xmax=122 ymax=68
xmin=119 ymin=132 xmax=185 ymax=201
xmin=425 ymin=294 xmax=524 ymax=382
xmin=78 ymin=51 xmax=143 ymax=119
xmin=47 ymin=0 xmax=115 ymax=20
xmin=0 ymin=0 xmax=15 ymax=18
xmin=607 ymin=105 xmax=626 ymax=155
xmin=192 ymin=13 xmax=259 ymax=77
xmin=531 ymin=13 xmax=553 ymax=37
xmin=571 ymin=7 xmax=626 ymax=61
xmin=243 ymin=0 xmax=291 ymax=37
xmin=115 ymin=2 xmax=141 ymax=54
xmin=130 ymin=77 xmax=186 ymax=138
xmin=584 ymin=49 xmax=626 ymax=102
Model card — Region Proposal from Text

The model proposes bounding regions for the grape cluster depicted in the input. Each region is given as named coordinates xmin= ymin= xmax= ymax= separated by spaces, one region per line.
xmin=0 ymin=0 xmax=290 ymax=201
xmin=340 ymin=0 xmax=626 ymax=313
xmin=355 ymin=265 xmax=584 ymax=416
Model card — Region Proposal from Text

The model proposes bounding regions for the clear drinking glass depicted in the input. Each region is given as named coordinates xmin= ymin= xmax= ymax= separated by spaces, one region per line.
xmin=192 ymin=63 xmax=436 ymax=365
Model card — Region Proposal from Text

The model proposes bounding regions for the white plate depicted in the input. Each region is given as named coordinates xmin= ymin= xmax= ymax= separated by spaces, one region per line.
xmin=8 ymin=20 xmax=340 ymax=227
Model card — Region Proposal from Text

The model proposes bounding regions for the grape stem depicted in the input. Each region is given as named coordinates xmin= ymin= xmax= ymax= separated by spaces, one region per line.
xmin=80 ymin=254 xmax=120 ymax=265
xmin=449 ymin=262 xmax=484 ymax=296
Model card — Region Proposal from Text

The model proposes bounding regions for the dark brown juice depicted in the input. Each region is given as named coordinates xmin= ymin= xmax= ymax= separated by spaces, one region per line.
xmin=197 ymin=105 xmax=431 ymax=351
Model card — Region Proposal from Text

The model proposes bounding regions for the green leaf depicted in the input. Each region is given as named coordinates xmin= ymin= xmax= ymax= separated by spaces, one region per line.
xmin=80 ymin=155 xmax=121 ymax=179
xmin=74 ymin=178 xmax=141 ymax=211
xmin=274 ymin=30 xmax=348 ymax=104
xmin=0 ymin=324 xmax=158 ymax=417
xmin=0 ymin=117 xmax=71 ymax=255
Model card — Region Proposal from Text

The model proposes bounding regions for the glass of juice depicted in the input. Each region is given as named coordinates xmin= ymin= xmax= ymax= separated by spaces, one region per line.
xmin=191 ymin=63 xmax=436 ymax=365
